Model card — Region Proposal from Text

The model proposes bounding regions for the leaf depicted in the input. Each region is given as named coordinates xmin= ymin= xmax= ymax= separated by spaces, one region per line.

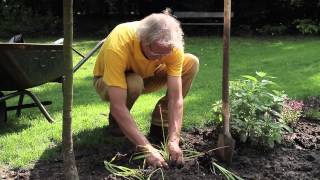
xmin=281 ymin=124 xmax=293 ymax=133
xmin=240 ymin=133 xmax=247 ymax=142
xmin=256 ymin=71 xmax=266 ymax=77
xmin=242 ymin=75 xmax=257 ymax=82
xmin=274 ymin=133 xmax=282 ymax=144
xmin=261 ymin=80 xmax=276 ymax=86
xmin=131 ymin=154 xmax=147 ymax=161
xmin=267 ymin=138 xmax=275 ymax=148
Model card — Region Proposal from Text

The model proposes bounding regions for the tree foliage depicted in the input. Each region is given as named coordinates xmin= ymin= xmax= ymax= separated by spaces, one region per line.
xmin=0 ymin=0 xmax=319 ymax=36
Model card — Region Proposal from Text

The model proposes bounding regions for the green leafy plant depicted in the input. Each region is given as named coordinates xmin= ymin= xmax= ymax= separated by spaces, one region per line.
xmin=280 ymin=99 xmax=304 ymax=126
xmin=212 ymin=71 xmax=292 ymax=148
xmin=211 ymin=100 xmax=223 ymax=123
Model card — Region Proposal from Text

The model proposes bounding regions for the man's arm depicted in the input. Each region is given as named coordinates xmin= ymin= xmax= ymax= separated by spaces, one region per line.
xmin=167 ymin=76 xmax=184 ymax=165
xmin=108 ymin=86 xmax=148 ymax=145
xmin=108 ymin=86 xmax=168 ymax=168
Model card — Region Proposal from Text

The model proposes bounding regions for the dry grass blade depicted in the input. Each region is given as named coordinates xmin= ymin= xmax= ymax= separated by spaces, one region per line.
xmin=212 ymin=162 xmax=244 ymax=180
xmin=146 ymin=168 xmax=164 ymax=180
xmin=183 ymin=146 xmax=229 ymax=161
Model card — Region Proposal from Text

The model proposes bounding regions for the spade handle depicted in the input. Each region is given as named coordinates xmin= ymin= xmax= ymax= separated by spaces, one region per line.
xmin=222 ymin=0 xmax=231 ymax=134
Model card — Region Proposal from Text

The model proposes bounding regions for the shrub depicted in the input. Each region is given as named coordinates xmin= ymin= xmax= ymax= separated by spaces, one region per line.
xmin=280 ymin=99 xmax=304 ymax=127
xmin=293 ymin=19 xmax=320 ymax=35
xmin=256 ymin=24 xmax=288 ymax=35
xmin=304 ymin=108 xmax=320 ymax=121
xmin=0 ymin=2 xmax=61 ymax=37
xmin=212 ymin=72 xmax=292 ymax=148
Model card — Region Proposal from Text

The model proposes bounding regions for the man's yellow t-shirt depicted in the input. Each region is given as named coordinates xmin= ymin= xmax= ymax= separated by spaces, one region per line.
xmin=93 ymin=21 xmax=184 ymax=89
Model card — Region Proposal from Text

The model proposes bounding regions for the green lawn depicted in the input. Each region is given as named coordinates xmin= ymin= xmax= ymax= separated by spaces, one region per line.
xmin=0 ymin=36 xmax=320 ymax=168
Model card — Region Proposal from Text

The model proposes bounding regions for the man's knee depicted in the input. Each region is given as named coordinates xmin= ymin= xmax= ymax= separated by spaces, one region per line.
xmin=126 ymin=73 xmax=144 ymax=98
xmin=183 ymin=53 xmax=199 ymax=75
xmin=93 ymin=77 xmax=109 ymax=101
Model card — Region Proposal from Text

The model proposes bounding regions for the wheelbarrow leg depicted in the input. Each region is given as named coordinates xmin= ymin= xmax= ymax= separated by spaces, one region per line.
xmin=0 ymin=92 xmax=7 ymax=126
xmin=22 ymin=90 xmax=54 ymax=123
xmin=16 ymin=94 xmax=25 ymax=117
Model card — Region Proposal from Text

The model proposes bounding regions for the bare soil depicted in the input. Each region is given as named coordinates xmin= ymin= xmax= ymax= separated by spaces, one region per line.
xmin=1 ymin=97 xmax=320 ymax=180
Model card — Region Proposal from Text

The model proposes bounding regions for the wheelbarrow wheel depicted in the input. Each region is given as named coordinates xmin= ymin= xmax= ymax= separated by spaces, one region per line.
xmin=0 ymin=92 xmax=7 ymax=126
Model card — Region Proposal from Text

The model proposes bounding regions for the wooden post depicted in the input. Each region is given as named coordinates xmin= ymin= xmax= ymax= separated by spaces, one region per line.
xmin=62 ymin=0 xmax=79 ymax=179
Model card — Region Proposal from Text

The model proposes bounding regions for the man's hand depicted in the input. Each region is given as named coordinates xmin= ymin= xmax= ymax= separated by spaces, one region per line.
xmin=143 ymin=144 xmax=168 ymax=168
xmin=168 ymin=141 xmax=184 ymax=167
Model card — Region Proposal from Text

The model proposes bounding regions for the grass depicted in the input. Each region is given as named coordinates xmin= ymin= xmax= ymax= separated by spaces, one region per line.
xmin=0 ymin=36 xmax=320 ymax=168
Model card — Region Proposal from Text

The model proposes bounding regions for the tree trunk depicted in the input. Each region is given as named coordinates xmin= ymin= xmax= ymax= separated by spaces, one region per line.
xmin=62 ymin=0 xmax=79 ymax=179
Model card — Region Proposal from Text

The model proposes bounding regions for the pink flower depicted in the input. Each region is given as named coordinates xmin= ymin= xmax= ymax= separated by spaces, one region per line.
xmin=284 ymin=100 xmax=304 ymax=111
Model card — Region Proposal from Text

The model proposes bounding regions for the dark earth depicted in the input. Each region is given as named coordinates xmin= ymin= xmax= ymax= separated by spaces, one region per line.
xmin=1 ymin=97 xmax=320 ymax=180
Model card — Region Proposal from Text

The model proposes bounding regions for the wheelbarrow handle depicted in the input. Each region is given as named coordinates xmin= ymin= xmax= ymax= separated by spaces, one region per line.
xmin=72 ymin=47 xmax=85 ymax=58
xmin=72 ymin=39 xmax=105 ymax=73
xmin=53 ymin=38 xmax=105 ymax=73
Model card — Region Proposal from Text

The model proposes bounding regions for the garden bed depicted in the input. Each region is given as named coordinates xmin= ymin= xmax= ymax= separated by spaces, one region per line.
xmin=1 ymin=98 xmax=320 ymax=180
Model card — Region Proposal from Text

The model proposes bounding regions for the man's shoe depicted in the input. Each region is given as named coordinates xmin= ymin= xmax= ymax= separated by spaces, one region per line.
xmin=107 ymin=113 xmax=124 ymax=137
xmin=148 ymin=124 xmax=168 ymax=144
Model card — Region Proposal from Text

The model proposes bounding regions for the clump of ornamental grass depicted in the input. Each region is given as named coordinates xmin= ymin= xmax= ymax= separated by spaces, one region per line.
xmin=104 ymin=154 xmax=144 ymax=180
xmin=105 ymin=105 xmax=170 ymax=180
xmin=132 ymin=105 xmax=170 ymax=163
xmin=131 ymin=146 xmax=244 ymax=180
xmin=280 ymin=99 xmax=304 ymax=127
xmin=104 ymin=153 xmax=164 ymax=180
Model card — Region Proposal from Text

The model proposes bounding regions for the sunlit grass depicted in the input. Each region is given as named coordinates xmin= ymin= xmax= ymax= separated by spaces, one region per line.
xmin=0 ymin=36 xmax=319 ymax=168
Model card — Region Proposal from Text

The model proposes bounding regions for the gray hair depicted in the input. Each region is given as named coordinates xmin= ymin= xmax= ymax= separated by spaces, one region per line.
xmin=136 ymin=9 xmax=184 ymax=50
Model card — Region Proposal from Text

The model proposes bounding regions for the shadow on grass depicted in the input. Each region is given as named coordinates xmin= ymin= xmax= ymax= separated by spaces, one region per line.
xmin=0 ymin=118 xmax=30 ymax=136
xmin=29 ymin=125 xmax=135 ymax=179
xmin=3 ymin=80 xmax=100 ymax=123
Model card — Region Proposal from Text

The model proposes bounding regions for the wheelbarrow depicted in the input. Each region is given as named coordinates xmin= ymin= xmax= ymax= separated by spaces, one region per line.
xmin=0 ymin=39 xmax=105 ymax=124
